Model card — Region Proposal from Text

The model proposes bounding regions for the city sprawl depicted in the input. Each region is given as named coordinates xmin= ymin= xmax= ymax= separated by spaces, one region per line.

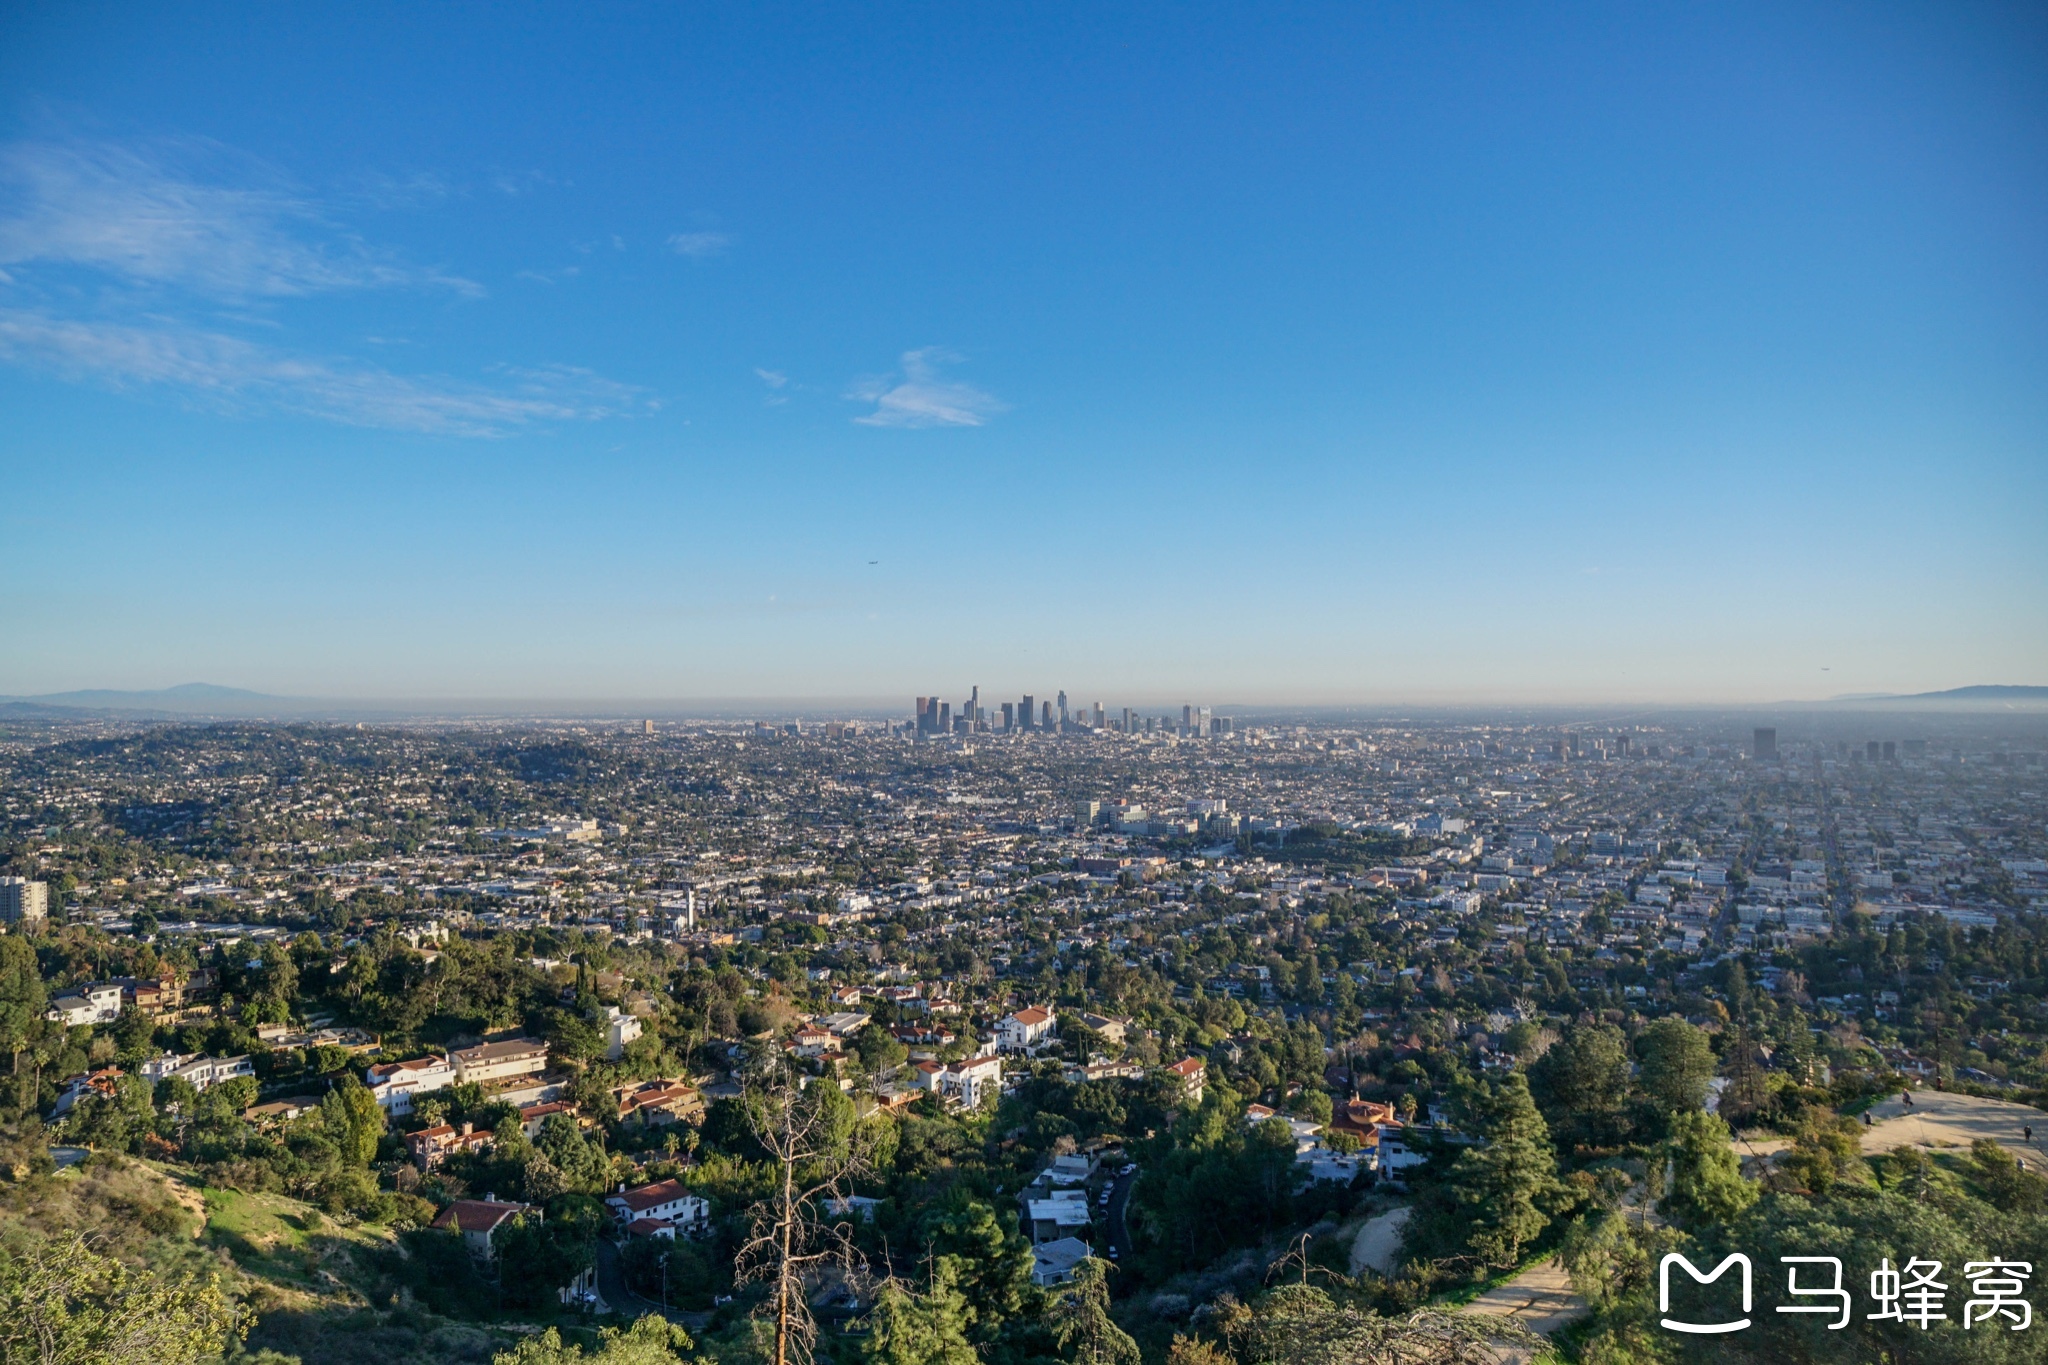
xmin=0 ymin=700 xmax=2045 ymax=1365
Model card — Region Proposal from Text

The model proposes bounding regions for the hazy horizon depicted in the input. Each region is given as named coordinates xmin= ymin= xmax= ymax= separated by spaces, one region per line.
xmin=10 ymin=679 xmax=2048 ymax=718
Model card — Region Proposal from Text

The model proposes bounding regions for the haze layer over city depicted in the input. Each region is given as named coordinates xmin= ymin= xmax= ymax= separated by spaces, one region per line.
xmin=1 ymin=6 xmax=2046 ymax=1365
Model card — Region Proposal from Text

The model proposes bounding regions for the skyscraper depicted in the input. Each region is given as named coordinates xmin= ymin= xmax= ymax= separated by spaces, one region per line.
xmin=1020 ymin=695 xmax=1034 ymax=732
xmin=1753 ymin=728 xmax=1778 ymax=760
xmin=1041 ymin=701 xmax=1053 ymax=730
xmin=1057 ymin=691 xmax=1068 ymax=727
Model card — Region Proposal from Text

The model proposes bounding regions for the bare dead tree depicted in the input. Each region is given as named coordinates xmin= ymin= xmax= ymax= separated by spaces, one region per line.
xmin=736 ymin=1072 xmax=870 ymax=1365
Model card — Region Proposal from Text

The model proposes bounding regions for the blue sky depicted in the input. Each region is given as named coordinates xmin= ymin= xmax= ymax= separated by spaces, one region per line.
xmin=2 ymin=3 xmax=2043 ymax=705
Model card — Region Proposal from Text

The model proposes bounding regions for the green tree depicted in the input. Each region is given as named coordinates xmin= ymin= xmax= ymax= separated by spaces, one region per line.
xmin=0 ymin=937 xmax=47 ymax=1097
xmin=1291 ymin=1089 xmax=1333 ymax=1124
xmin=331 ymin=1075 xmax=384 ymax=1165
xmin=65 ymin=1074 xmax=156 ymax=1153
xmin=1234 ymin=1285 xmax=1531 ymax=1365
xmin=1445 ymin=1073 xmax=1563 ymax=1269
xmin=493 ymin=1315 xmax=693 ymax=1365
xmin=852 ymin=1024 xmax=909 ymax=1073
xmin=1635 ymin=1017 xmax=1716 ymax=1116
xmin=1659 ymin=1110 xmax=1756 ymax=1228
xmin=153 ymin=1075 xmax=200 ymax=1117
xmin=0 ymin=1233 xmax=242 ymax=1365
xmin=1046 ymin=1259 xmax=1138 ymax=1365
xmin=859 ymin=1264 xmax=979 ymax=1365
xmin=922 ymin=1198 xmax=1034 ymax=1339
xmin=1526 ymin=1023 xmax=1631 ymax=1151
xmin=497 ymin=1213 xmax=596 ymax=1311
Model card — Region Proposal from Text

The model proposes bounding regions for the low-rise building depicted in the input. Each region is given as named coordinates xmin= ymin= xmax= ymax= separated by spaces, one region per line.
xmin=138 ymin=1052 xmax=254 ymax=1093
xmin=452 ymin=1037 xmax=549 ymax=1086
xmin=1078 ymin=1013 xmax=1129 ymax=1046
xmin=365 ymin=1054 xmax=456 ymax=1114
xmin=916 ymin=1054 xmax=1003 ymax=1108
xmin=45 ymin=983 xmax=123 ymax=1027
xmin=994 ymin=1007 xmax=1056 ymax=1053
xmin=602 ymin=1007 xmax=642 ymax=1061
xmin=615 ymin=1079 xmax=704 ymax=1127
xmin=407 ymin=1121 xmax=495 ymax=1168
xmin=431 ymin=1199 xmax=536 ymax=1258
xmin=1031 ymin=1236 xmax=1094 ymax=1286
xmin=604 ymin=1178 xmax=709 ymax=1236
xmin=1024 ymin=1190 xmax=1092 ymax=1244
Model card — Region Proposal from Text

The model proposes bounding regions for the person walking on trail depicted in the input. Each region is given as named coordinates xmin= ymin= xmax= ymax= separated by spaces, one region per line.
xmin=2026 ymin=1125 xmax=2034 ymax=1145
xmin=1902 ymin=1091 xmax=1914 ymax=1110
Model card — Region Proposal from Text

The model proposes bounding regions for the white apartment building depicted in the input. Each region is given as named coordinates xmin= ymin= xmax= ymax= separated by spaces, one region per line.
xmin=140 ymin=1052 xmax=255 ymax=1093
xmin=366 ymin=1054 xmax=457 ymax=1114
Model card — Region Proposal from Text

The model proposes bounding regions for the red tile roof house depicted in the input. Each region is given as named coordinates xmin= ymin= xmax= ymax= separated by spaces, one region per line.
xmin=993 ymin=1007 xmax=1057 ymax=1054
xmin=615 ymin=1080 xmax=705 ymax=1128
xmin=518 ymin=1100 xmax=579 ymax=1138
xmin=431 ymin=1199 xmax=536 ymax=1258
xmin=405 ymin=1120 xmax=496 ymax=1170
xmin=604 ymin=1178 xmax=709 ymax=1239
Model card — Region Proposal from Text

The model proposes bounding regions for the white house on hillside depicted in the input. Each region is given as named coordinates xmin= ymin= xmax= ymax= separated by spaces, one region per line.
xmin=366 ymin=1054 xmax=456 ymax=1114
xmin=994 ymin=1007 xmax=1056 ymax=1053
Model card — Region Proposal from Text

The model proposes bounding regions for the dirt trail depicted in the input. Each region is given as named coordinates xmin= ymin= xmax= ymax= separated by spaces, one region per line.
xmin=1463 ymin=1257 xmax=1586 ymax=1336
xmin=1740 ymin=1089 xmax=2047 ymax=1165
xmin=1349 ymin=1206 xmax=1411 ymax=1276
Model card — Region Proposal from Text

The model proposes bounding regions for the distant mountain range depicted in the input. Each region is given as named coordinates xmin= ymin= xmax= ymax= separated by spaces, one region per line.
xmin=1 ymin=683 xmax=306 ymax=717
xmin=1829 ymin=685 xmax=2048 ymax=703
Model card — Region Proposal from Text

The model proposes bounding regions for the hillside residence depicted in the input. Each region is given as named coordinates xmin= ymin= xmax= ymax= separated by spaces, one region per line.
xmin=916 ymin=1053 xmax=1003 ymax=1108
xmin=45 ymin=984 xmax=122 ymax=1027
xmin=994 ymin=1007 xmax=1056 ymax=1053
xmin=365 ymin=1054 xmax=457 ymax=1114
xmin=605 ymin=1178 xmax=709 ymax=1237
xmin=1024 ymin=1189 xmax=1092 ymax=1244
xmin=451 ymin=1037 xmax=550 ymax=1085
xmin=138 ymin=1052 xmax=254 ymax=1093
xmin=1031 ymin=1236 xmax=1093 ymax=1286
xmin=431 ymin=1199 xmax=536 ymax=1258
xmin=1164 ymin=1057 xmax=1207 ymax=1101
xmin=602 ymin=1006 xmax=642 ymax=1061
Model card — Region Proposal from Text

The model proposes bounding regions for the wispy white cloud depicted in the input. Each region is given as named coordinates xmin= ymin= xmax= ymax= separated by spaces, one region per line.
xmin=0 ymin=137 xmax=481 ymax=299
xmin=0 ymin=132 xmax=651 ymax=437
xmin=0 ymin=309 xmax=650 ymax=437
xmin=666 ymin=231 xmax=731 ymax=258
xmin=754 ymin=368 xmax=788 ymax=388
xmin=341 ymin=168 xmax=457 ymax=211
xmin=847 ymin=348 xmax=1005 ymax=428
